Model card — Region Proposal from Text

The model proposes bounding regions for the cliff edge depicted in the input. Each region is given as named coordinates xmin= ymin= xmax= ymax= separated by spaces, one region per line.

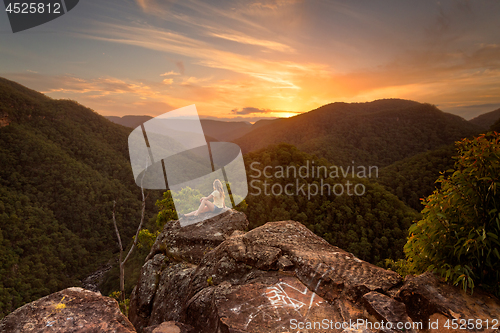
xmin=129 ymin=210 xmax=500 ymax=333
xmin=1 ymin=210 xmax=499 ymax=333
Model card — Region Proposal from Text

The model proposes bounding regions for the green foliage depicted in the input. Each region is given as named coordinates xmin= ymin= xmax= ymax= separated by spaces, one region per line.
xmin=170 ymin=187 xmax=205 ymax=214
xmin=234 ymin=198 xmax=248 ymax=214
xmin=155 ymin=185 xmax=242 ymax=229
xmin=135 ymin=229 xmax=160 ymax=249
xmin=0 ymin=78 xmax=161 ymax=318
xmin=155 ymin=191 xmax=178 ymax=229
xmin=0 ymin=187 xmax=85 ymax=316
xmin=155 ymin=188 xmax=205 ymax=229
xmin=377 ymin=145 xmax=456 ymax=210
xmin=404 ymin=132 xmax=500 ymax=295
xmin=243 ymin=143 xmax=418 ymax=264
xmin=108 ymin=291 xmax=130 ymax=316
xmin=383 ymin=259 xmax=416 ymax=278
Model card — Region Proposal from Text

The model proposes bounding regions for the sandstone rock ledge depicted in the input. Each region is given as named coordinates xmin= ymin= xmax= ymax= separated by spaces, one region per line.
xmin=129 ymin=210 xmax=500 ymax=333
xmin=2 ymin=210 xmax=499 ymax=333
xmin=0 ymin=287 xmax=135 ymax=332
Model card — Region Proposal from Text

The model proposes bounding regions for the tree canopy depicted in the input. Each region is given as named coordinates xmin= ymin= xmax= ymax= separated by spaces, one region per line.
xmin=404 ymin=132 xmax=500 ymax=295
xmin=0 ymin=78 xmax=160 ymax=318
xmin=240 ymin=143 xmax=418 ymax=264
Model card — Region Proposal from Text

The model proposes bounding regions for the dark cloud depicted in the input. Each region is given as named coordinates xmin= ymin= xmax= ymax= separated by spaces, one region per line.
xmin=231 ymin=107 xmax=270 ymax=115
xmin=231 ymin=107 xmax=302 ymax=116
xmin=201 ymin=115 xmax=277 ymax=123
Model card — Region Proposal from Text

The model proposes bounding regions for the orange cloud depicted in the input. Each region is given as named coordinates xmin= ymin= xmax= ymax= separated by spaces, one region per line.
xmin=160 ymin=71 xmax=181 ymax=76
xmin=209 ymin=32 xmax=295 ymax=53
xmin=9 ymin=1 xmax=499 ymax=120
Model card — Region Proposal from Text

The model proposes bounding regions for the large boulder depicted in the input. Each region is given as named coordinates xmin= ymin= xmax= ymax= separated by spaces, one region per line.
xmin=130 ymin=213 xmax=500 ymax=333
xmin=146 ymin=209 xmax=249 ymax=264
xmin=129 ymin=209 xmax=249 ymax=332
xmin=0 ymin=287 xmax=135 ymax=332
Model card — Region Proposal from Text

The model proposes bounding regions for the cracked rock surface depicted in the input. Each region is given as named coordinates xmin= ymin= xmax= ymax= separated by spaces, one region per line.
xmin=4 ymin=211 xmax=498 ymax=332
xmin=129 ymin=211 xmax=500 ymax=333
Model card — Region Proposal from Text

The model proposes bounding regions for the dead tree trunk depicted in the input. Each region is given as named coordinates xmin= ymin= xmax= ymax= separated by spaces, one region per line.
xmin=112 ymin=186 xmax=149 ymax=303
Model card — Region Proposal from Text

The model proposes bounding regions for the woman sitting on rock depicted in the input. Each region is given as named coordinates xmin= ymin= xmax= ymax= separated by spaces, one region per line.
xmin=181 ymin=179 xmax=226 ymax=218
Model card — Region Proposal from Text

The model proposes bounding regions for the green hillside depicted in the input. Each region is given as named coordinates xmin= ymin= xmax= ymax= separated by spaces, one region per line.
xmin=0 ymin=78 xmax=156 ymax=318
xmin=241 ymin=143 xmax=419 ymax=264
xmin=376 ymin=145 xmax=456 ymax=211
xmin=469 ymin=108 xmax=500 ymax=129
xmin=491 ymin=117 xmax=500 ymax=132
xmin=105 ymin=115 xmax=153 ymax=129
xmin=235 ymin=99 xmax=481 ymax=167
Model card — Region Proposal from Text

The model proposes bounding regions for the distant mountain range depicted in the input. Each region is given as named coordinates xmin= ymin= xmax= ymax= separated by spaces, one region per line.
xmin=469 ymin=108 xmax=500 ymax=129
xmin=108 ymin=100 xmax=495 ymax=168
xmin=105 ymin=115 xmax=274 ymax=142
xmin=234 ymin=99 xmax=482 ymax=167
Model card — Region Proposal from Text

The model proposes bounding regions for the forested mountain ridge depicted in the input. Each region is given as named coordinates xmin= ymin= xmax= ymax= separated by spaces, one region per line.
xmin=376 ymin=145 xmax=456 ymax=211
xmin=0 ymin=77 xmax=156 ymax=318
xmin=234 ymin=99 xmax=482 ymax=167
xmin=105 ymin=115 xmax=153 ymax=129
xmin=469 ymin=107 xmax=500 ymax=129
xmin=376 ymin=117 xmax=500 ymax=211
xmin=241 ymin=143 xmax=419 ymax=264
xmin=491 ymin=117 xmax=500 ymax=132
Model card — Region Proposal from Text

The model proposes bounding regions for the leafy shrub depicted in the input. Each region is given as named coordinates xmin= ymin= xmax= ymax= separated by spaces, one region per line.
xmin=384 ymin=258 xmax=416 ymax=278
xmin=404 ymin=132 xmax=500 ymax=294
xmin=135 ymin=229 xmax=160 ymax=249
xmin=109 ymin=291 xmax=130 ymax=316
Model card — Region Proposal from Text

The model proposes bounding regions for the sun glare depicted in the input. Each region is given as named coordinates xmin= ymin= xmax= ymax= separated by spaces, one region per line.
xmin=276 ymin=112 xmax=299 ymax=118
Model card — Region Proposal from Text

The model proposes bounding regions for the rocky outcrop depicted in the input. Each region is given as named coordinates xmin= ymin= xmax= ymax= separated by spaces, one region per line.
xmin=146 ymin=209 xmax=249 ymax=265
xmin=4 ymin=210 xmax=499 ymax=332
xmin=129 ymin=209 xmax=249 ymax=331
xmin=0 ymin=287 xmax=135 ymax=332
xmin=130 ymin=211 xmax=500 ymax=333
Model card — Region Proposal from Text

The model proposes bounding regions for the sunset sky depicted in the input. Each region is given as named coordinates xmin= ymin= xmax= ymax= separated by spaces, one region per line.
xmin=1 ymin=0 xmax=499 ymax=121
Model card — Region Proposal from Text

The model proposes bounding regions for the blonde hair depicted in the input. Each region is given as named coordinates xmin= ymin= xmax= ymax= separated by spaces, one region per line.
xmin=213 ymin=179 xmax=225 ymax=201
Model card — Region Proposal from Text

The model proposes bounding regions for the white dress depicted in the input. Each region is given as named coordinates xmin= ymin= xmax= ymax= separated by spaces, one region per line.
xmin=211 ymin=190 xmax=224 ymax=208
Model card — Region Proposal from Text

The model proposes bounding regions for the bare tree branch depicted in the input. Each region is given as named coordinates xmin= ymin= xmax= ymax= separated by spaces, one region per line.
xmin=113 ymin=156 xmax=151 ymax=303
xmin=112 ymin=200 xmax=123 ymax=252
xmin=123 ymin=188 xmax=149 ymax=265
